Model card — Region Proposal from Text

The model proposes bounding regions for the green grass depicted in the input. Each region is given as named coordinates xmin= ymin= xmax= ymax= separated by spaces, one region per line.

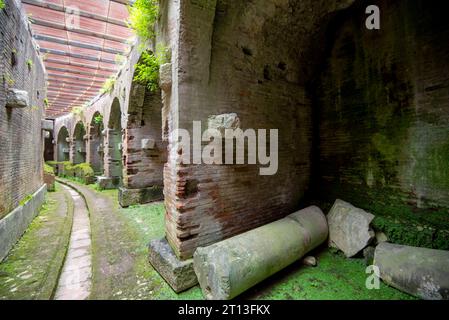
xmin=0 ymin=184 xmax=73 ymax=300
xmin=242 ymin=248 xmax=415 ymax=300
xmin=90 ymin=186 xmax=413 ymax=300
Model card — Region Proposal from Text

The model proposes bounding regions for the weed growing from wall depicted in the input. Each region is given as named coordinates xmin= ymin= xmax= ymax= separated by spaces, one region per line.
xmin=127 ymin=0 xmax=159 ymax=43
xmin=133 ymin=46 xmax=169 ymax=92
xmin=93 ymin=114 xmax=103 ymax=125
xmin=101 ymin=76 xmax=116 ymax=94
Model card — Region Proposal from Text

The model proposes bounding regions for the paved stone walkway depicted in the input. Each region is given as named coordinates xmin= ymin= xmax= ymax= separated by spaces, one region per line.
xmin=54 ymin=185 xmax=92 ymax=300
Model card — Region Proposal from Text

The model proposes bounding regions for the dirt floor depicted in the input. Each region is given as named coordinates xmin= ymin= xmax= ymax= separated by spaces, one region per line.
xmin=0 ymin=179 xmax=415 ymax=300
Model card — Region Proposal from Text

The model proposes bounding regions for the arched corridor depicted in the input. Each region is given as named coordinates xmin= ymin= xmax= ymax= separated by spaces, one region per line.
xmin=88 ymin=112 xmax=105 ymax=175
xmin=73 ymin=122 xmax=87 ymax=165
xmin=57 ymin=127 xmax=70 ymax=162
xmin=1 ymin=0 xmax=449 ymax=302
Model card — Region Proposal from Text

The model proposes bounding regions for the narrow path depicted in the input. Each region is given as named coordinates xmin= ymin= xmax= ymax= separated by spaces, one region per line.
xmin=54 ymin=185 xmax=92 ymax=300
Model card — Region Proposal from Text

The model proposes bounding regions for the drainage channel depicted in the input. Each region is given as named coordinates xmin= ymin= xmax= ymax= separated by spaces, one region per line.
xmin=54 ymin=184 xmax=92 ymax=300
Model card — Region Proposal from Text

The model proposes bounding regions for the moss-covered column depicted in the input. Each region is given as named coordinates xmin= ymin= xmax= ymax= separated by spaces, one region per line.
xmin=193 ymin=206 xmax=328 ymax=300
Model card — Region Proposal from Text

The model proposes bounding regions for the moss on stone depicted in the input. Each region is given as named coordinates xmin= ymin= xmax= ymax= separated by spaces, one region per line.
xmin=51 ymin=162 xmax=95 ymax=184
xmin=0 ymin=183 xmax=73 ymax=300
xmin=18 ymin=194 xmax=33 ymax=206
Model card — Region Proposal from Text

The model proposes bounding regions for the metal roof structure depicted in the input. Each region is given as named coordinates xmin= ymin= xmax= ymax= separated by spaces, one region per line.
xmin=21 ymin=0 xmax=135 ymax=118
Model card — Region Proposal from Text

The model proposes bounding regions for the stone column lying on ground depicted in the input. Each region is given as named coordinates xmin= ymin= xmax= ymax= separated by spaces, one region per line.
xmin=193 ymin=206 xmax=328 ymax=300
xmin=374 ymin=242 xmax=449 ymax=300
xmin=327 ymin=199 xmax=375 ymax=257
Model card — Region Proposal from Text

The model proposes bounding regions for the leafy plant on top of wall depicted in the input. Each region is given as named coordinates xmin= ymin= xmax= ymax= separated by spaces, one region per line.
xmin=101 ymin=76 xmax=116 ymax=94
xmin=71 ymin=106 xmax=84 ymax=118
xmin=0 ymin=0 xmax=5 ymax=10
xmin=127 ymin=0 xmax=159 ymax=44
xmin=133 ymin=46 xmax=169 ymax=92
xmin=26 ymin=59 xmax=33 ymax=71
xmin=128 ymin=0 xmax=169 ymax=92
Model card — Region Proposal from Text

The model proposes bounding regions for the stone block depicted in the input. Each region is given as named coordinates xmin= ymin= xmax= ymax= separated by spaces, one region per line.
xmin=208 ymin=113 xmax=240 ymax=136
xmin=5 ymin=89 xmax=29 ymax=108
xmin=141 ymin=138 xmax=156 ymax=150
xmin=148 ymin=237 xmax=198 ymax=293
xmin=159 ymin=63 xmax=172 ymax=92
xmin=96 ymin=176 xmax=118 ymax=190
xmin=327 ymin=199 xmax=375 ymax=257
xmin=41 ymin=119 xmax=53 ymax=132
xmin=118 ymin=186 xmax=163 ymax=207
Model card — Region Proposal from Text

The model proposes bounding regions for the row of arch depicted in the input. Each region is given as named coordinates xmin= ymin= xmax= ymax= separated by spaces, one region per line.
xmin=56 ymin=99 xmax=123 ymax=183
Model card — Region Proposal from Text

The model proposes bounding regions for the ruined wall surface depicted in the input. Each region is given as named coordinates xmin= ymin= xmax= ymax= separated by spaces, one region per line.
xmin=125 ymin=84 xmax=166 ymax=189
xmin=165 ymin=0 xmax=355 ymax=259
xmin=316 ymin=0 xmax=449 ymax=248
xmin=0 ymin=0 xmax=47 ymax=218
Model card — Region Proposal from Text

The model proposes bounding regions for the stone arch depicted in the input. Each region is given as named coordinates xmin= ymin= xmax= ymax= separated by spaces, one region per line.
xmin=72 ymin=121 xmax=87 ymax=164
xmin=104 ymin=98 xmax=123 ymax=187
xmin=118 ymin=56 xmax=167 ymax=207
xmin=88 ymin=111 xmax=104 ymax=175
xmin=56 ymin=126 xmax=70 ymax=162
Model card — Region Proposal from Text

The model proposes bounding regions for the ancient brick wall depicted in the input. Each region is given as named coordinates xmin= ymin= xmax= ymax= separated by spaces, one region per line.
xmin=0 ymin=0 xmax=47 ymax=218
xmin=164 ymin=0 xmax=355 ymax=259
xmin=315 ymin=0 xmax=449 ymax=244
xmin=124 ymin=83 xmax=167 ymax=190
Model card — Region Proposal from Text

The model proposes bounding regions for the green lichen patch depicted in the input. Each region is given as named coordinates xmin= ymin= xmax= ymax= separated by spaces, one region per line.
xmin=0 ymin=184 xmax=73 ymax=300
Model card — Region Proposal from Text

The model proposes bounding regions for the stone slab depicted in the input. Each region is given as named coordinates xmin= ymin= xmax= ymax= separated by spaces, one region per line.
xmin=148 ymin=237 xmax=198 ymax=293
xmin=118 ymin=186 xmax=163 ymax=207
xmin=96 ymin=176 xmax=119 ymax=190
xmin=327 ymin=199 xmax=375 ymax=257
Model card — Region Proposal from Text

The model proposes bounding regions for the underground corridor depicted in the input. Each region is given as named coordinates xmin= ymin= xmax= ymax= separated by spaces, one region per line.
xmin=0 ymin=0 xmax=449 ymax=302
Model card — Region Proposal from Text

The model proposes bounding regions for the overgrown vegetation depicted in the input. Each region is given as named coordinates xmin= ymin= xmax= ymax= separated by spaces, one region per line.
xmin=48 ymin=161 xmax=95 ymax=185
xmin=0 ymin=0 xmax=5 ymax=10
xmin=26 ymin=59 xmax=33 ymax=70
xmin=93 ymin=114 xmax=104 ymax=125
xmin=101 ymin=76 xmax=116 ymax=94
xmin=44 ymin=163 xmax=55 ymax=175
xmin=71 ymin=106 xmax=84 ymax=117
xmin=128 ymin=0 xmax=168 ymax=92
xmin=127 ymin=0 xmax=159 ymax=43
xmin=19 ymin=194 xmax=33 ymax=207
xmin=133 ymin=49 xmax=165 ymax=92
xmin=0 ymin=186 xmax=74 ymax=300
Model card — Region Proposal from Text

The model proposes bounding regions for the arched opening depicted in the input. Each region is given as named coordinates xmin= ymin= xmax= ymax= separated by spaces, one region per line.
xmin=88 ymin=112 xmax=104 ymax=175
xmin=105 ymin=98 xmax=123 ymax=187
xmin=118 ymin=59 xmax=167 ymax=207
xmin=73 ymin=121 xmax=87 ymax=164
xmin=57 ymin=126 xmax=70 ymax=162
xmin=44 ymin=130 xmax=55 ymax=162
